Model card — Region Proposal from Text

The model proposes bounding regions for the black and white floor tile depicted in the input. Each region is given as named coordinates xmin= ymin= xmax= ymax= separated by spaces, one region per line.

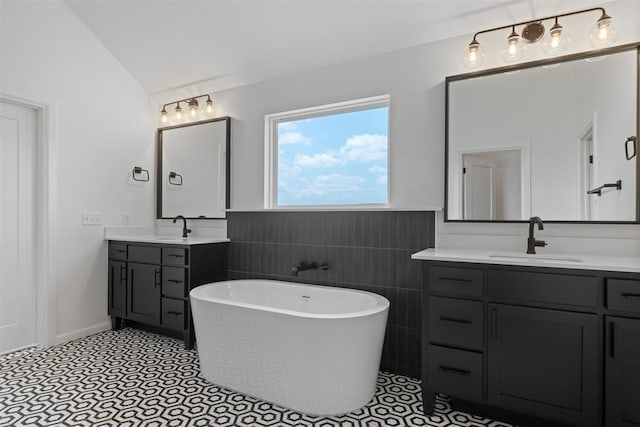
xmin=0 ymin=328 xmax=512 ymax=426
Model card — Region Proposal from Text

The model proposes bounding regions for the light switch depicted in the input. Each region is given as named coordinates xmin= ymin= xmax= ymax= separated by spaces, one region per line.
xmin=82 ymin=212 xmax=102 ymax=225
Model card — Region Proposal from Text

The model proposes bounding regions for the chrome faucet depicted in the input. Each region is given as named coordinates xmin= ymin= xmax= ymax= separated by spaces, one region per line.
xmin=291 ymin=261 xmax=329 ymax=276
xmin=527 ymin=216 xmax=547 ymax=254
xmin=173 ymin=215 xmax=191 ymax=238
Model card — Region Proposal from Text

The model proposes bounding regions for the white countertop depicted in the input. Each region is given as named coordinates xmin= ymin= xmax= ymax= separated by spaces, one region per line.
xmin=106 ymin=235 xmax=229 ymax=245
xmin=411 ymin=248 xmax=640 ymax=273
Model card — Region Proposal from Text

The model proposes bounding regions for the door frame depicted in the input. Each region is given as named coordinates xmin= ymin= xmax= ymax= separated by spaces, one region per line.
xmin=457 ymin=145 xmax=531 ymax=219
xmin=1 ymin=93 xmax=58 ymax=349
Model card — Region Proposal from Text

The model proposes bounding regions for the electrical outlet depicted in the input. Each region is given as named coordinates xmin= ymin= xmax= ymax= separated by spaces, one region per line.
xmin=82 ymin=212 xmax=102 ymax=226
xmin=122 ymin=212 xmax=131 ymax=225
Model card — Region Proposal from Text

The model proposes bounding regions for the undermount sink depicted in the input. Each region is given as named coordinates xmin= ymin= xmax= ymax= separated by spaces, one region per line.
xmin=489 ymin=253 xmax=584 ymax=263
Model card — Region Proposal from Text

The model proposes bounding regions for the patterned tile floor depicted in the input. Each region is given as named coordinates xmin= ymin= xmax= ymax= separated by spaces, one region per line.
xmin=0 ymin=328 xmax=512 ymax=426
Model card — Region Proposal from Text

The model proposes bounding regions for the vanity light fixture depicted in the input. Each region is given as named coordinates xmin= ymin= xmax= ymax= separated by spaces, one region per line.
xmin=160 ymin=94 xmax=215 ymax=124
xmin=462 ymin=7 xmax=617 ymax=69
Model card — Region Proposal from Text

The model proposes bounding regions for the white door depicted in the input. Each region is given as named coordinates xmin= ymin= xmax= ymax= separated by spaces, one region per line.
xmin=0 ymin=101 xmax=37 ymax=354
xmin=462 ymin=155 xmax=493 ymax=220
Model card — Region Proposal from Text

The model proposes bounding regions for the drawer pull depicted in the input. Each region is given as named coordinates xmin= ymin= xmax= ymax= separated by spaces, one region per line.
xmin=168 ymin=279 xmax=183 ymax=284
xmin=439 ymin=316 xmax=472 ymax=325
xmin=621 ymin=293 xmax=640 ymax=300
xmin=440 ymin=277 xmax=471 ymax=285
xmin=439 ymin=365 xmax=471 ymax=377
xmin=168 ymin=254 xmax=184 ymax=258
xmin=113 ymin=249 xmax=126 ymax=253
xmin=609 ymin=321 xmax=615 ymax=360
xmin=167 ymin=310 xmax=182 ymax=316
xmin=491 ymin=308 xmax=497 ymax=341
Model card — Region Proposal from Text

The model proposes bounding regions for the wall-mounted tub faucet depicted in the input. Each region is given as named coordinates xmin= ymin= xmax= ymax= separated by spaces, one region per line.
xmin=292 ymin=261 xmax=329 ymax=276
xmin=527 ymin=216 xmax=547 ymax=254
xmin=173 ymin=215 xmax=192 ymax=238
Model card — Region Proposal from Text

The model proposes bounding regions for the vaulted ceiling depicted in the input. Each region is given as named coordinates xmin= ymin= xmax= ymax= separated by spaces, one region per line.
xmin=65 ymin=0 xmax=612 ymax=96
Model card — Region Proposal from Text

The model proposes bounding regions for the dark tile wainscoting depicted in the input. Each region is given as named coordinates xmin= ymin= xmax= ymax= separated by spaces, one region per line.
xmin=226 ymin=210 xmax=435 ymax=378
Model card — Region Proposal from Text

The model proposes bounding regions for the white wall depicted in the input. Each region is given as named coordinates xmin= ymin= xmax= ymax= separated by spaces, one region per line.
xmin=449 ymin=66 xmax=577 ymax=220
xmin=573 ymin=52 xmax=637 ymax=221
xmin=0 ymin=0 xmax=156 ymax=344
xmin=161 ymin=120 xmax=227 ymax=218
xmin=173 ymin=0 xmax=639 ymax=255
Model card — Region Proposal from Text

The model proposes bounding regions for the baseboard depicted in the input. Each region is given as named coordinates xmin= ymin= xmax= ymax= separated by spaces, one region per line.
xmin=55 ymin=320 xmax=111 ymax=345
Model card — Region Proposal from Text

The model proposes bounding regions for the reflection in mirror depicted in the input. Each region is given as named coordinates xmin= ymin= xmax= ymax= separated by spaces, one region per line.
xmin=157 ymin=117 xmax=230 ymax=219
xmin=446 ymin=46 xmax=639 ymax=222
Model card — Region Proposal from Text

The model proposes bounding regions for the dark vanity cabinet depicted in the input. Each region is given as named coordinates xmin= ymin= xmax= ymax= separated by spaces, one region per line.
xmin=107 ymin=240 xmax=227 ymax=349
xmin=422 ymin=262 xmax=640 ymax=427
xmin=605 ymin=279 xmax=640 ymax=427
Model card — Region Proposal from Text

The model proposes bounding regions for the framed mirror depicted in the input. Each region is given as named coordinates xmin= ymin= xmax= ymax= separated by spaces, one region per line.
xmin=445 ymin=44 xmax=639 ymax=223
xmin=157 ymin=117 xmax=230 ymax=219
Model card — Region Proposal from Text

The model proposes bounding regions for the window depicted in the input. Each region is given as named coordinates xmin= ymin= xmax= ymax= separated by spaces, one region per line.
xmin=265 ymin=95 xmax=390 ymax=208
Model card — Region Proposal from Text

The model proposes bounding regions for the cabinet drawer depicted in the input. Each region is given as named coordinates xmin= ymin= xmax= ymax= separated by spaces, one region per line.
xmin=488 ymin=269 xmax=598 ymax=308
xmin=162 ymin=298 xmax=186 ymax=331
xmin=128 ymin=245 xmax=161 ymax=264
xmin=426 ymin=344 xmax=483 ymax=402
xmin=429 ymin=296 xmax=483 ymax=350
xmin=607 ymin=279 xmax=640 ymax=313
xmin=163 ymin=247 xmax=188 ymax=266
xmin=108 ymin=243 xmax=127 ymax=260
xmin=162 ymin=267 xmax=187 ymax=298
xmin=428 ymin=266 xmax=483 ymax=297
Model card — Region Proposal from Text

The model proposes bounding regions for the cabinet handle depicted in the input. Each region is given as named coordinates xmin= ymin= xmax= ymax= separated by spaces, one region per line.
xmin=491 ymin=308 xmax=497 ymax=341
xmin=609 ymin=321 xmax=615 ymax=360
xmin=439 ymin=277 xmax=471 ymax=286
xmin=167 ymin=310 xmax=182 ymax=316
xmin=438 ymin=365 xmax=471 ymax=376
xmin=168 ymin=279 xmax=183 ymax=284
xmin=155 ymin=270 xmax=161 ymax=288
xmin=120 ymin=265 xmax=126 ymax=282
xmin=621 ymin=293 xmax=640 ymax=300
xmin=168 ymin=254 xmax=184 ymax=258
xmin=439 ymin=316 xmax=472 ymax=325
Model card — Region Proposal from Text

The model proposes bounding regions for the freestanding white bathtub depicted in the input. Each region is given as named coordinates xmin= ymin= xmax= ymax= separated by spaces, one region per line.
xmin=190 ymin=279 xmax=389 ymax=415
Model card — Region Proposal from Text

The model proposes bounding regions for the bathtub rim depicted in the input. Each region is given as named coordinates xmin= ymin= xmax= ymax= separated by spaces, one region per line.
xmin=190 ymin=279 xmax=390 ymax=320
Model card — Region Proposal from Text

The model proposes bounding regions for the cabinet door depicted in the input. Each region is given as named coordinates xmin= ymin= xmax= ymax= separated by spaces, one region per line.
xmin=127 ymin=262 xmax=161 ymax=325
xmin=606 ymin=317 xmax=640 ymax=427
xmin=488 ymin=304 xmax=598 ymax=425
xmin=108 ymin=260 xmax=126 ymax=317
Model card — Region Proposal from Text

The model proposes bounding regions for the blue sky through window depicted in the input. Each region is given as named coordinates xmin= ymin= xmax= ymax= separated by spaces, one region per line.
xmin=277 ymin=107 xmax=389 ymax=206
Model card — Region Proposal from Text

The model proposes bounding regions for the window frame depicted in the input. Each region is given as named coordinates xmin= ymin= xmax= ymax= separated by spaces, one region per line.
xmin=264 ymin=94 xmax=391 ymax=209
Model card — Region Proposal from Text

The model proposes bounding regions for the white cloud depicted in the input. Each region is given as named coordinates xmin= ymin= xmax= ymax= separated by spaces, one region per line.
xmin=278 ymin=122 xmax=297 ymax=132
xmin=339 ymin=134 xmax=387 ymax=162
xmin=294 ymin=153 xmax=342 ymax=167
xmin=279 ymin=131 xmax=311 ymax=145
xmin=291 ymin=174 xmax=365 ymax=198
xmin=368 ymin=165 xmax=386 ymax=174
xmin=377 ymin=175 xmax=387 ymax=184
xmin=278 ymin=161 xmax=302 ymax=178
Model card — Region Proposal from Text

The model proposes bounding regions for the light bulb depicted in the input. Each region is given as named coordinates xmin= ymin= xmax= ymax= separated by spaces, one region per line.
xmin=588 ymin=12 xmax=618 ymax=48
xmin=461 ymin=39 xmax=484 ymax=69
xmin=206 ymin=97 xmax=214 ymax=114
xmin=542 ymin=21 xmax=570 ymax=56
xmin=500 ymin=29 xmax=524 ymax=63
xmin=174 ymin=103 xmax=183 ymax=122
xmin=188 ymin=98 xmax=199 ymax=118
xmin=160 ymin=107 xmax=168 ymax=123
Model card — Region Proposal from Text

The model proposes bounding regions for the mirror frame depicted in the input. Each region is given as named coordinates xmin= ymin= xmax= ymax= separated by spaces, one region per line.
xmin=444 ymin=42 xmax=640 ymax=224
xmin=156 ymin=116 xmax=231 ymax=219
